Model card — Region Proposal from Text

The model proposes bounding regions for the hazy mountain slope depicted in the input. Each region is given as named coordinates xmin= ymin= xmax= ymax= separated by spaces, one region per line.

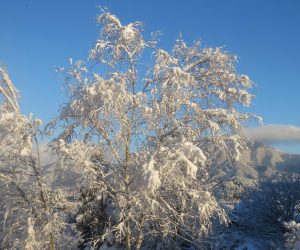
xmin=237 ymin=142 xmax=300 ymax=178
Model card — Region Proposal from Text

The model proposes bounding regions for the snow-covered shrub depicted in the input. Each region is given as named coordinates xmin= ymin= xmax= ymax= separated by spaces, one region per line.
xmin=284 ymin=221 xmax=300 ymax=249
xmin=218 ymin=176 xmax=257 ymax=200
xmin=236 ymin=173 xmax=300 ymax=245
xmin=0 ymin=67 xmax=72 ymax=249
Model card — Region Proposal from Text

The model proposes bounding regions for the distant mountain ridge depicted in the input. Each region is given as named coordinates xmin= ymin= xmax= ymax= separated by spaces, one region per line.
xmin=242 ymin=142 xmax=300 ymax=176
xmin=211 ymin=142 xmax=300 ymax=186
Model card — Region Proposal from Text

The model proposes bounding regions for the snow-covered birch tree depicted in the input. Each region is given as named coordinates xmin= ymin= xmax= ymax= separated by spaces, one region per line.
xmin=0 ymin=67 xmax=69 ymax=249
xmin=47 ymin=11 xmax=259 ymax=249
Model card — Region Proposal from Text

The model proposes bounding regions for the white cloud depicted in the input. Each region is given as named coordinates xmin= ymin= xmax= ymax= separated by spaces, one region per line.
xmin=243 ymin=124 xmax=300 ymax=144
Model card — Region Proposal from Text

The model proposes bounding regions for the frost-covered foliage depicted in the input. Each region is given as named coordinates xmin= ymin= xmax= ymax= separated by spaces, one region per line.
xmin=257 ymin=174 xmax=300 ymax=226
xmin=233 ymin=173 xmax=300 ymax=247
xmin=45 ymin=10 xmax=259 ymax=249
xmin=217 ymin=176 xmax=257 ymax=200
xmin=207 ymin=174 xmax=300 ymax=249
xmin=284 ymin=221 xmax=300 ymax=249
xmin=0 ymin=67 xmax=73 ymax=249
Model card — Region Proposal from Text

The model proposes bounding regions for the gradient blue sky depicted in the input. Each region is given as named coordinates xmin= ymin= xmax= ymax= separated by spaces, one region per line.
xmin=1 ymin=0 xmax=300 ymax=153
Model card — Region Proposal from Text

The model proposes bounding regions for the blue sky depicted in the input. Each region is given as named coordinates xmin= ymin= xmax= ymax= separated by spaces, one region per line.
xmin=1 ymin=0 xmax=300 ymax=153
